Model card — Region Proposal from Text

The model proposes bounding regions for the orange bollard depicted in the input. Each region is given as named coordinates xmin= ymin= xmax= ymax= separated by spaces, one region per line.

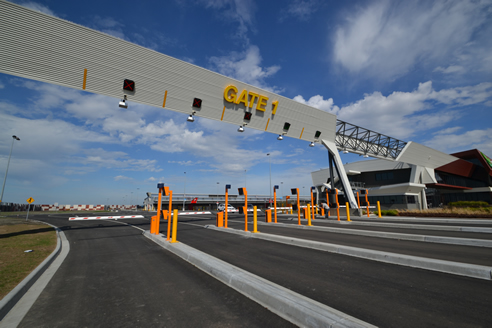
xmin=170 ymin=209 xmax=179 ymax=243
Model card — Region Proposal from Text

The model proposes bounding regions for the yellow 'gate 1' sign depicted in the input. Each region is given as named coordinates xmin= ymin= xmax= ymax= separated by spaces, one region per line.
xmin=224 ymin=85 xmax=279 ymax=115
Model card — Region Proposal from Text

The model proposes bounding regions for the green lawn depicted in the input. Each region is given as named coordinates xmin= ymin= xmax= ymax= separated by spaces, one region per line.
xmin=0 ymin=220 xmax=57 ymax=299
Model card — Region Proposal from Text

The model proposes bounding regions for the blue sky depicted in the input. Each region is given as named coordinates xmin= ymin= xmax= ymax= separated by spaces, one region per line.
xmin=1 ymin=0 xmax=491 ymax=205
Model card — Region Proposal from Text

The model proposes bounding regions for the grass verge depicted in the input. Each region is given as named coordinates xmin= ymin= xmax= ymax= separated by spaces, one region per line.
xmin=0 ymin=219 xmax=57 ymax=300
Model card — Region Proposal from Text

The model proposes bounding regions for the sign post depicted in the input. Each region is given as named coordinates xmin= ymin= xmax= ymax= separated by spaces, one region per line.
xmin=26 ymin=197 xmax=34 ymax=221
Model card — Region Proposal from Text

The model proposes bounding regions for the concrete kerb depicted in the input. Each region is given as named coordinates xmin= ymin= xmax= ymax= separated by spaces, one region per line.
xmin=205 ymin=225 xmax=492 ymax=281
xmin=328 ymin=219 xmax=492 ymax=234
xmin=272 ymin=220 xmax=492 ymax=248
xmin=142 ymin=231 xmax=376 ymax=328
xmin=0 ymin=221 xmax=64 ymax=321
xmin=346 ymin=216 xmax=492 ymax=225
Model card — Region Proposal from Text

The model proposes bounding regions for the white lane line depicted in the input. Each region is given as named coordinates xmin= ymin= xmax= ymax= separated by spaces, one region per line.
xmin=109 ymin=219 xmax=147 ymax=232
xmin=178 ymin=222 xmax=208 ymax=228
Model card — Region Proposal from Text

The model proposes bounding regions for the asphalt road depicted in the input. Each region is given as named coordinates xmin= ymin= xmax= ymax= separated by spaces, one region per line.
xmin=14 ymin=211 xmax=492 ymax=327
xmin=156 ymin=213 xmax=492 ymax=327
xmin=19 ymin=213 xmax=294 ymax=328
xmin=224 ymin=218 xmax=492 ymax=266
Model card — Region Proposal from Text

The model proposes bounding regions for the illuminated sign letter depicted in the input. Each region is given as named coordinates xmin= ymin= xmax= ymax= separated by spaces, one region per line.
xmin=224 ymin=85 xmax=238 ymax=103
xmin=236 ymin=89 xmax=249 ymax=107
xmin=272 ymin=100 xmax=279 ymax=115
xmin=248 ymin=92 xmax=259 ymax=108
xmin=256 ymin=95 xmax=269 ymax=111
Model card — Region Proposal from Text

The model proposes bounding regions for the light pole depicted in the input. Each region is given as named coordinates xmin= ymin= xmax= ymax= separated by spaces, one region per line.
xmin=216 ymin=182 xmax=219 ymax=200
xmin=244 ymin=170 xmax=247 ymax=188
xmin=182 ymin=172 xmax=186 ymax=211
xmin=267 ymin=153 xmax=272 ymax=203
xmin=1 ymin=135 xmax=20 ymax=204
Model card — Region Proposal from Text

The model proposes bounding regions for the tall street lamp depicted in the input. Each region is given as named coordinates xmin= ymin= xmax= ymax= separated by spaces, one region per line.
xmin=1 ymin=135 xmax=20 ymax=204
xmin=267 ymin=153 xmax=272 ymax=203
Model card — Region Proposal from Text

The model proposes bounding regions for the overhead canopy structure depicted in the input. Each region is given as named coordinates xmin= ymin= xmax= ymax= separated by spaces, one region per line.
xmin=0 ymin=0 xmax=460 ymax=209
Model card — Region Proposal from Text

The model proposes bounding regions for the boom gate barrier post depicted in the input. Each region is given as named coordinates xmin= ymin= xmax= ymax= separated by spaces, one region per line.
xmin=360 ymin=189 xmax=370 ymax=218
xmin=239 ymin=187 xmax=248 ymax=231
xmin=272 ymin=185 xmax=278 ymax=222
xmin=291 ymin=188 xmax=301 ymax=225
xmin=329 ymin=189 xmax=340 ymax=221
xmin=225 ymin=184 xmax=231 ymax=228
xmin=216 ymin=211 xmax=223 ymax=227
xmin=325 ymin=189 xmax=330 ymax=218
xmin=152 ymin=183 xmax=164 ymax=234
xmin=166 ymin=188 xmax=173 ymax=241
xmin=310 ymin=186 xmax=316 ymax=222
xmin=377 ymin=201 xmax=382 ymax=218
xmin=307 ymin=204 xmax=312 ymax=226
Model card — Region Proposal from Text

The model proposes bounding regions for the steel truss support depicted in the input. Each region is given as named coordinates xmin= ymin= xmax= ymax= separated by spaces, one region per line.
xmin=336 ymin=120 xmax=407 ymax=160
xmin=322 ymin=139 xmax=358 ymax=209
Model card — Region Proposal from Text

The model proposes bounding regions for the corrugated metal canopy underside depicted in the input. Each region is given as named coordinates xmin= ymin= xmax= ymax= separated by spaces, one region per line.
xmin=0 ymin=0 xmax=336 ymax=143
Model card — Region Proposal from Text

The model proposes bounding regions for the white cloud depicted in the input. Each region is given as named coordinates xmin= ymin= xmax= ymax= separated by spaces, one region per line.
xmin=425 ymin=128 xmax=492 ymax=155
xmin=7 ymin=80 xmax=283 ymax=177
xmin=90 ymin=15 xmax=126 ymax=39
xmin=209 ymin=45 xmax=282 ymax=92
xmin=280 ymin=0 xmax=320 ymax=21
xmin=197 ymin=0 xmax=256 ymax=42
xmin=333 ymin=0 xmax=492 ymax=80
xmin=428 ymin=82 xmax=492 ymax=106
xmin=295 ymin=81 xmax=492 ymax=140
xmin=18 ymin=1 xmax=57 ymax=16
xmin=433 ymin=65 xmax=465 ymax=75
xmin=293 ymin=95 xmax=339 ymax=114
xmin=433 ymin=126 xmax=462 ymax=135
xmin=114 ymin=175 xmax=132 ymax=181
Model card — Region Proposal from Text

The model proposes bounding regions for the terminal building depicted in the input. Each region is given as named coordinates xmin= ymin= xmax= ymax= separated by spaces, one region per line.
xmin=311 ymin=149 xmax=492 ymax=210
